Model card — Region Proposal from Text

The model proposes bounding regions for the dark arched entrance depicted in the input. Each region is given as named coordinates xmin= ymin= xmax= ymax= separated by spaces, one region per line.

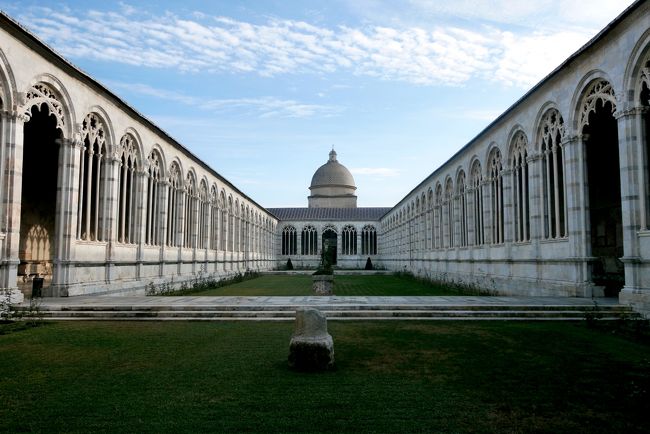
xmin=322 ymin=229 xmax=337 ymax=265
xmin=584 ymin=95 xmax=623 ymax=296
xmin=18 ymin=104 xmax=61 ymax=295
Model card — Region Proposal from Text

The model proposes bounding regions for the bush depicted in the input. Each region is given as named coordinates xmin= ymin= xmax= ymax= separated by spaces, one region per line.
xmin=286 ymin=258 xmax=294 ymax=270
xmin=365 ymin=257 xmax=373 ymax=270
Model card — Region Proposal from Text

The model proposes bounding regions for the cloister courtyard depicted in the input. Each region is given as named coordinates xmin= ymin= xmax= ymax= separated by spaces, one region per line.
xmin=1 ymin=274 xmax=649 ymax=433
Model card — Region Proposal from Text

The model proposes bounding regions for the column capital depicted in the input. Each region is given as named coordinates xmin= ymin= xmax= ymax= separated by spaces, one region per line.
xmin=55 ymin=137 xmax=83 ymax=149
xmin=562 ymin=134 xmax=582 ymax=146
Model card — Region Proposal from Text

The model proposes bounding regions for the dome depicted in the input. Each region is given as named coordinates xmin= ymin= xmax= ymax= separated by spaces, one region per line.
xmin=310 ymin=150 xmax=356 ymax=189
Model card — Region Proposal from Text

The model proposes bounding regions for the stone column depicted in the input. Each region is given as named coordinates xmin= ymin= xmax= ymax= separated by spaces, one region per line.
xmin=563 ymin=134 xmax=592 ymax=295
xmin=104 ymin=153 xmax=122 ymax=284
xmin=0 ymin=111 xmax=26 ymax=297
xmin=616 ymin=107 xmax=646 ymax=306
xmin=50 ymin=137 xmax=83 ymax=296
xmin=158 ymin=180 xmax=169 ymax=277
xmin=482 ymin=180 xmax=492 ymax=245
xmin=134 ymin=167 xmax=148 ymax=281
xmin=502 ymin=168 xmax=513 ymax=245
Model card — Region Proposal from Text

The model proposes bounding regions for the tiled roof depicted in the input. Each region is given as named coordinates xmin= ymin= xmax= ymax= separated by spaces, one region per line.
xmin=266 ymin=207 xmax=390 ymax=221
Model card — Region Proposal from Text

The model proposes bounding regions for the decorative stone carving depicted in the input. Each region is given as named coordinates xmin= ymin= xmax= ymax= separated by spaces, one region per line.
xmin=578 ymin=79 xmax=617 ymax=131
xmin=23 ymin=83 xmax=65 ymax=129
xmin=288 ymin=308 xmax=334 ymax=371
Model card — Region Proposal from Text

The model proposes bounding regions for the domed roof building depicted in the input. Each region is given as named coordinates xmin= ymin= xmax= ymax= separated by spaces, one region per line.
xmin=308 ymin=149 xmax=357 ymax=208
xmin=267 ymin=149 xmax=389 ymax=267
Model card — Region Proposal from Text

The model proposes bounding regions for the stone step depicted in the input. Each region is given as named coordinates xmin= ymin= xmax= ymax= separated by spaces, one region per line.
xmin=31 ymin=303 xmax=632 ymax=313
xmin=32 ymin=307 xmax=636 ymax=321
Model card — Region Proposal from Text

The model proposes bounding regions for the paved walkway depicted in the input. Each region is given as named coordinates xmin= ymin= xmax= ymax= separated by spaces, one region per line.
xmin=24 ymin=295 xmax=620 ymax=309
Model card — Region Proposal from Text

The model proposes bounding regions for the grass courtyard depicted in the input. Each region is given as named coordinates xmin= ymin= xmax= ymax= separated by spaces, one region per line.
xmin=1 ymin=320 xmax=648 ymax=433
xmin=186 ymin=273 xmax=477 ymax=296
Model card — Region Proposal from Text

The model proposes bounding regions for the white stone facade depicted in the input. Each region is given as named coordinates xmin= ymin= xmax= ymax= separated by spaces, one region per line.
xmin=0 ymin=14 xmax=277 ymax=296
xmin=379 ymin=1 xmax=650 ymax=314
xmin=2 ymin=2 xmax=650 ymax=318
xmin=271 ymin=218 xmax=382 ymax=269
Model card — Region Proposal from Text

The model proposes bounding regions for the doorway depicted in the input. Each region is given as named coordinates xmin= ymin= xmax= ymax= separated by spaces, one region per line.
xmin=18 ymin=104 xmax=61 ymax=295
xmin=584 ymin=98 xmax=623 ymax=296
xmin=322 ymin=229 xmax=337 ymax=266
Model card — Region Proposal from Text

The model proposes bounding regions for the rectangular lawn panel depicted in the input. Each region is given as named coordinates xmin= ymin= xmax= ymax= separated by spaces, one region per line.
xmin=0 ymin=321 xmax=648 ymax=433
xmin=187 ymin=274 xmax=465 ymax=296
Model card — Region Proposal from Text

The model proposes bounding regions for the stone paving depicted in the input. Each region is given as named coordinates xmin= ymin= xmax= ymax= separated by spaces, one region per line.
xmin=22 ymin=295 xmax=621 ymax=309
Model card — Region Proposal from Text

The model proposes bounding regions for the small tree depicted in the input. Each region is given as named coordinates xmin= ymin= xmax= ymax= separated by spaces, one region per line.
xmin=365 ymin=257 xmax=373 ymax=270
xmin=286 ymin=258 xmax=294 ymax=270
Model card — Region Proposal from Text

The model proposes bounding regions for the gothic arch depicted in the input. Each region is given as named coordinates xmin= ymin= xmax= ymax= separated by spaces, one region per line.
xmin=571 ymin=70 xmax=619 ymax=133
xmin=120 ymin=127 xmax=144 ymax=164
xmin=169 ymin=157 xmax=184 ymax=182
xmin=85 ymin=106 xmax=116 ymax=154
xmin=0 ymin=48 xmax=17 ymax=109
xmin=483 ymin=142 xmax=502 ymax=177
xmin=508 ymin=130 xmax=528 ymax=164
xmin=506 ymin=126 xmax=528 ymax=162
xmin=623 ymin=28 xmax=650 ymax=104
xmin=147 ymin=144 xmax=167 ymax=178
xmin=21 ymin=75 xmax=74 ymax=138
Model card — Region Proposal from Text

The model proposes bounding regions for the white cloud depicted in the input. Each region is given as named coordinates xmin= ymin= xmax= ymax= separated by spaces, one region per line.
xmin=15 ymin=3 xmax=633 ymax=89
xmin=105 ymin=80 xmax=342 ymax=118
xmin=351 ymin=167 xmax=400 ymax=177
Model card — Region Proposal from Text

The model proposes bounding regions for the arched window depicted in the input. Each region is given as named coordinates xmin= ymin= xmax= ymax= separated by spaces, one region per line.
xmin=457 ymin=171 xmax=468 ymax=247
xmin=183 ymin=173 xmax=197 ymax=248
xmin=511 ymin=132 xmax=530 ymax=242
xmin=197 ymin=180 xmax=208 ymax=249
xmin=539 ymin=108 xmax=567 ymax=239
xmin=301 ymin=225 xmax=318 ymax=255
xmin=342 ymin=225 xmax=357 ymax=255
xmin=488 ymin=148 xmax=504 ymax=244
xmin=210 ymin=186 xmax=219 ymax=250
xmin=362 ymin=225 xmax=377 ymax=255
xmin=434 ymin=184 xmax=443 ymax=249
xmin=116 ymin=134 xmax=138 ymax=244
xmin=227 ymin=196 xmax=234 ymax=252
xmin=282 ymin=225 xmax=297 ymax=255
xmin=234 ymin=200 xmax=241 ymax=252
xmin=77 ymin=113 xmax=108 ymax=241
xmin=445 ymin=178 xmax=454 ymax=247
xmin=220 ymin=192 xmax=227 ymax=251
xmin=145 ymin=150 xmax=163 ymax=246
xmin=471 ymin=161 xmax=484 ymax=245
xmin=166 ymin=162 xmax=182 ymax=247
xmin=427 ymin=189 xmax=434 ymax=250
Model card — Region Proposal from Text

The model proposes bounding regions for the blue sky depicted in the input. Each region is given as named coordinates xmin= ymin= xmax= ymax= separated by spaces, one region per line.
xmin=1 ymin=0 xmax=636 ymax=207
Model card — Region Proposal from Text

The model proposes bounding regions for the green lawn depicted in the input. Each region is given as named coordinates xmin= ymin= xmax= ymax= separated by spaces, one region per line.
xmin=187 ymin=274 xmax=471 ymax=296
xmin=1 ymin=320 xmax=648 ymax=433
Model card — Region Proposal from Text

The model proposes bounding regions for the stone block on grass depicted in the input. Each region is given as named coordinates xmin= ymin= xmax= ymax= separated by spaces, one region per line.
xmin=288 ymin=308 xmax=334 ymax=371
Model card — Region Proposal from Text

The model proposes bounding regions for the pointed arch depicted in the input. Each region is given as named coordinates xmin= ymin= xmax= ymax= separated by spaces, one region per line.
xmin=77 ymin=111 xmax=111 ymax=241
xmin=166 ymin=161 xmax=182 ymax=247
xmin=470 ymin=159 xmax=485 ymax=246
xmin=488 ymin=147 xmax=504 ymax=244
xmin=145 ymin=148 xmax=164 ymax=245
xmin=21 ymin=75 xmax=74 ymax=138
xmin=509 ymin=131 xmax=530 ymax=242
xmin=116 ymin=132 xmax=140 ymax=244
xmin=537 ymin=107 xmax=567 ymax=239
xmin=456 ymin=169 xmax=468 ymax=247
